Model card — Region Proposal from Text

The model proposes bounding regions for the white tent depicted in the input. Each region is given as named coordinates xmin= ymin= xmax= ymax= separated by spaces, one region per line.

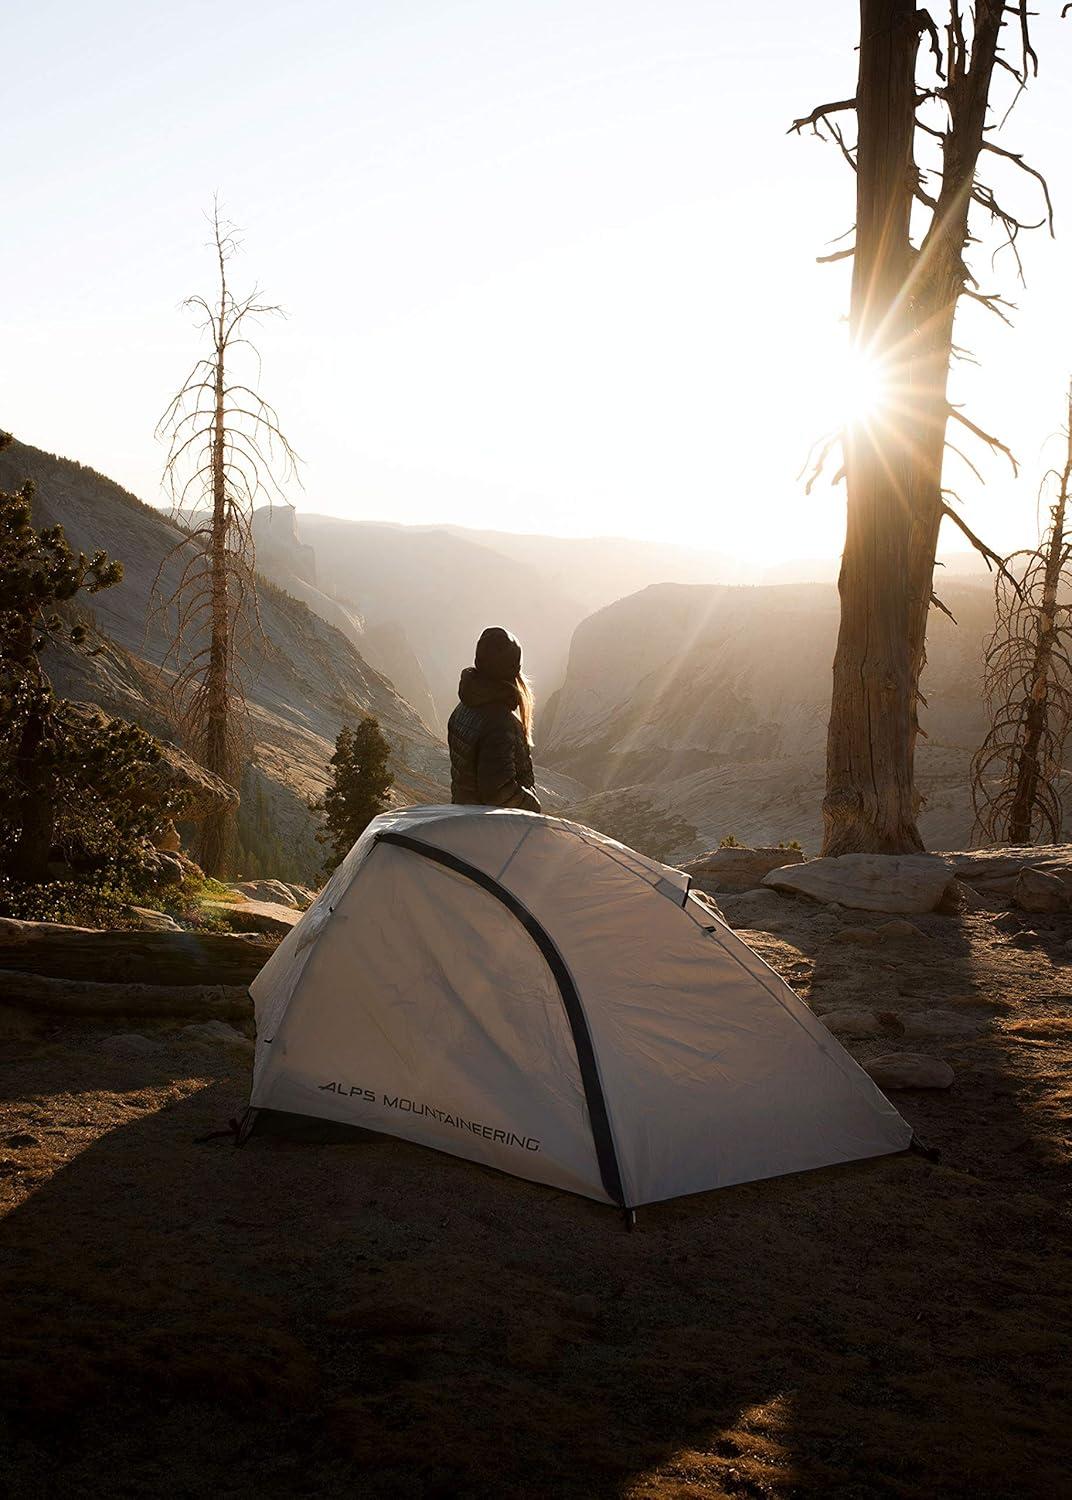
xmin=248 ymin=806 xmax=912 ymax=1209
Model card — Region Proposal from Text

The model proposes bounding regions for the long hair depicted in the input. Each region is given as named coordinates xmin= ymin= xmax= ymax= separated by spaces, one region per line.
xmin=515 ymin=672 xmax=535 ymax=745
xmin=474 ymin=626 xmax=534 ymax=743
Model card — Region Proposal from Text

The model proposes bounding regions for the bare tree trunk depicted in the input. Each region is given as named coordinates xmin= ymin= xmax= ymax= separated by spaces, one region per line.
xmin=197 ymin=284 xmax=235 ymax=874
xmin=155 ymin=202 xmax=300 ymax=877
xmin=817 ymin=0 xmax=1029 ymax=855
xmin=824 ymin=1 xmax=925 ymax=855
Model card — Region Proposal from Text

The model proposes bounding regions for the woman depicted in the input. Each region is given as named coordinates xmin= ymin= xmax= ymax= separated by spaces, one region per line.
xmin=448 ymin=626 xmax=541 ymax=812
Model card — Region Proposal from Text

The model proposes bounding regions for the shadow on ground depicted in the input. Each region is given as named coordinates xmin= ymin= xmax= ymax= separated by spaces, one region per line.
xmin=0 ymin=910 xmax=1070 ymax=1499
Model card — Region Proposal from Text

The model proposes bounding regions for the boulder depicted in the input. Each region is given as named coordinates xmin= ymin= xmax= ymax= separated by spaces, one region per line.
xmin=944 ymin=846 xmax=1072 ymax=889
xmin=230 ymin=879 xmax=314 ymax=910
xmin=763 ymin=854 xmax=956 ymax=913
xmin=820 ymin=1008 xmax=884 ymax=1037
xmin=682 ymin=845 xmax=805 ymax=894
xmin=865 ymin=1053 xmax=955 ymax=1090
xmin=689 ymin=888 xmax=727 ymax=924
xmin=124 ymin=907 xmax=182 ymax=932
xmin=1012 ymin=867 xmax=1071 ymax=914
xmin=717 ymin=888 xmax=801 ymax=933
xmin=203 ymin=899 xmax=302 ymax=937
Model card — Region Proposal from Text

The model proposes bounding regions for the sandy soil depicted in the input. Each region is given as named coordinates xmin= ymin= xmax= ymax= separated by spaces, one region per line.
xmin=1 ymin=905 xmax=1070 ymax=1498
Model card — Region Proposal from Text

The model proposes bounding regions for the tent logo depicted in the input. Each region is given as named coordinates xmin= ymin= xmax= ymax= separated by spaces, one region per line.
xmin=318 ymin=1081 xmax=541 ymax=1153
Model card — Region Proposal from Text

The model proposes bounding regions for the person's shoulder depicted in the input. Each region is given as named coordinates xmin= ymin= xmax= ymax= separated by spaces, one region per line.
xmin=449 ymin=700 xmax=510 ymax=733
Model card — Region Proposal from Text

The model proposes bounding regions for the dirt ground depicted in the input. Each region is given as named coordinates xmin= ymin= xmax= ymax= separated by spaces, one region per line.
xmin=1 ymin=904 xmax=1070 ymax=1498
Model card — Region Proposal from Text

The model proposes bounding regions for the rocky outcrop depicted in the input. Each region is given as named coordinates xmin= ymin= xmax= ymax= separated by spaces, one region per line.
xmin=230 ymin=879 xmax=314 ymax=908
xmin=683 ymin=844 xmax=804 ymax=893
xmin=763 ymin=854 xmax=957 ymax=914
xmin=940 ymin=847 xmax=1072 ymax=911
xmin=544 ymin=579 xmax=998 ymax=852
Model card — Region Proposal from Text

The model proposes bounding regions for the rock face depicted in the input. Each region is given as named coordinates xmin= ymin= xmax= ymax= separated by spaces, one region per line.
xmin=0 ymin=440 xmax=451 ymax=883
xmin=763 ymin=854 xmax=956 ymax=914
xmin=683 ymin=845 xmax=804 ymax=893
xmin=865 ymin=1054 xmax=955 ymax=1090
xmin=544 ymin=578 xmax=998 ymax=853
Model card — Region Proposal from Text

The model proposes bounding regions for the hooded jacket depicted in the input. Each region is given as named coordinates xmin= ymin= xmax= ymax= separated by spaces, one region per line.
xmin=447 ymin=667 xmax=541 ymax=812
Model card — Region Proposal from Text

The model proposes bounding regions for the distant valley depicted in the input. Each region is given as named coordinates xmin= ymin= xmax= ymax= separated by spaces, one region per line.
xmin=2 ymin=436 xmax=1007 ymax=873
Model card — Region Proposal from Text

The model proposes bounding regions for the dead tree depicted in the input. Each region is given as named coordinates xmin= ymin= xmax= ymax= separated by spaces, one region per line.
xmin=971 ymin=386 xmax=1072 ymax=844
xmin=154 ymin=202 xmax=299 ymax=874
xmin=792 ymin=2 xmax=1055 ymax=855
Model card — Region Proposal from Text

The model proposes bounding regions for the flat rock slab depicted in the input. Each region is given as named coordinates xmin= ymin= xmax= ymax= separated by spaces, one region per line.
xmin=682 ymin=845 xmax=804 ymax=893
xmin=203 ymin=900 xmax=302 ymax=936
xmin=764 ymin=854 xmax=955 ymax=914
xmin=865 ymin=1054 xmax=955 ymax=1090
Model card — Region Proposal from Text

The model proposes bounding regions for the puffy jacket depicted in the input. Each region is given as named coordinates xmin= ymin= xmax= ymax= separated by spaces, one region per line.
xmin=447 ymin=668 xmax=541 ymax=812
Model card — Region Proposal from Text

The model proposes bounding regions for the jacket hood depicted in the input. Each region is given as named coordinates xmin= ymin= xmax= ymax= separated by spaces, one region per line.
xmin=458 ymin=666 xmax=520 ymax=710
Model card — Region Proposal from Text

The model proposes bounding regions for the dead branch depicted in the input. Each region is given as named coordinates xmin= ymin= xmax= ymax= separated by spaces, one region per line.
xmin=948 ymin=406 xmax=1019 ymax=475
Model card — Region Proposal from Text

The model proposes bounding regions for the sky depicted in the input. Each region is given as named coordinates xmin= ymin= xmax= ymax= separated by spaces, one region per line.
xmin=3 ymin=1 xmax=1071 ymax=568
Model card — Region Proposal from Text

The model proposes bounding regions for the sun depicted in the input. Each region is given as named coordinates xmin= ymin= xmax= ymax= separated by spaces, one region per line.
xmin=835 ymin=344 xmax=893 ymax=429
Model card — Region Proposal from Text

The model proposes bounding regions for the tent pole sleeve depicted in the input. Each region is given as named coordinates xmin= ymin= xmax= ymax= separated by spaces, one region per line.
xmin=374 ymin=830 xmax=628 ymax=1208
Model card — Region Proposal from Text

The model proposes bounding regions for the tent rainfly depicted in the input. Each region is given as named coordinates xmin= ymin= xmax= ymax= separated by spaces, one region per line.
xmin=247 ymin=806 xmax=912 ymax=1211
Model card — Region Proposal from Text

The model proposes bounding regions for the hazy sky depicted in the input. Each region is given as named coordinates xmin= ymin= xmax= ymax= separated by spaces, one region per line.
xmin=4 ymin=2 xmax=1071 ymax=566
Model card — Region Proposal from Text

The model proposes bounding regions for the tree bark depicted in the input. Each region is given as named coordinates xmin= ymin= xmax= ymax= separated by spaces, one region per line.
xmin=823 ymin=0 xmax=925 ymax=855
xmin=822 ymin=0 xmax=1006 ymax=856
xmin=196 ymin=246 xmax=237 ymax=875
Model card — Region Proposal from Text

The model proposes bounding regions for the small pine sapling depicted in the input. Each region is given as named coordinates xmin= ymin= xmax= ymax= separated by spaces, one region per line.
xmin=312 ymin=718 xmax=395 ymax=872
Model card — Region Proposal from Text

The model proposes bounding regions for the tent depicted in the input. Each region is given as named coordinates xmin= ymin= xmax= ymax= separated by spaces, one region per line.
xmin=247 ymin=805 xmax=912 ymax=1210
